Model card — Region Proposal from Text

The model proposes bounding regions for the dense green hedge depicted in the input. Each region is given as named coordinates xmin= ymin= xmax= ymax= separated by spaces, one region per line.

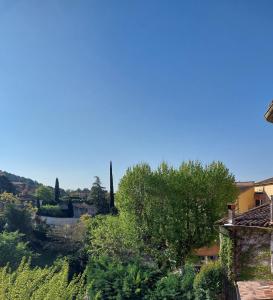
xmin=194 ymin=261 xmax=224 ymax=300
xmin=37 ymin=205 xmax=69 ymax=218
xmin=151 ymin=265 xmax=195 ymax=300
xmin=86 ymin=256 xmax=197 ymax=300
xmin=87 ymin=256 xmax=162 ymax=299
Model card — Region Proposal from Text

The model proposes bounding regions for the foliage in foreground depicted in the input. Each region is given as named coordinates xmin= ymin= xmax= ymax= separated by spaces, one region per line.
xmin=194 ymin=261 xmax=224 ymax=300
xmin=86 ymin=256 xmax=197 ymax=300
xmin=87 ymin=256 xmax=162 ymax=299
xmin=0 ymin=258 xmax=85 ymax=300
xmin=151 ymin=264 xmax=195 ymax=300
xmin=0 ymin=231 xmax=33 ymax=269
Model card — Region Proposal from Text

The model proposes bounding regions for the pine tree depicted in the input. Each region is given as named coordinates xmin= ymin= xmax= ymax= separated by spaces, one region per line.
xmin=88 ymin=177 xmax=108 ymax=214
xmin=54 ymin=178 xmax=60 ymax=204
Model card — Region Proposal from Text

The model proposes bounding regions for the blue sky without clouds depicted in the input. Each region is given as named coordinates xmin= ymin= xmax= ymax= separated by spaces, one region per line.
xmin=1 ymin=0 xmax=273 ymax=190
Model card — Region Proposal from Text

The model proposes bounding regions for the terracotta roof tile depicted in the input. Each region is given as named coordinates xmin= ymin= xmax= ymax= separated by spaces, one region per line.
xmin=237 ymin=281 xmax=273 ymax=300
xmin=217 ymin=204 xmax=271 ymax=227
xmin=256 ymin=177 xmax=273 ymax=186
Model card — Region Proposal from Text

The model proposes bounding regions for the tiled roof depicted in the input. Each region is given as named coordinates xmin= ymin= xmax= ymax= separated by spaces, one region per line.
xmin=217 ymin=204 xmax=271 ymax=227
xmin=236 ymin=181 xmax=255 ymax=193
xmin=195 ymin=245 xmax=219 ymax=256
xmin=237 ymin=281 xmax=273 ymax=300
xmin=256 ymin=177 xmax=273 ymax=186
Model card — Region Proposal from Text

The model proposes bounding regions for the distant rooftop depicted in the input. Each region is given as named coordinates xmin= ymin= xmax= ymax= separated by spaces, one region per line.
xmin=236 ymin=181 xmax=255 ymax=193
xmin=255 ymin=177 xmax=273 ymax=186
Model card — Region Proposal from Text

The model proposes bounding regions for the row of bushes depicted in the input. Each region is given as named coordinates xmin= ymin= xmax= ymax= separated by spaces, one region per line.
xmin=86 ymin=256 xmax=226 ymax=300
xmin=37 ymin=205 xmax=73 ymax=218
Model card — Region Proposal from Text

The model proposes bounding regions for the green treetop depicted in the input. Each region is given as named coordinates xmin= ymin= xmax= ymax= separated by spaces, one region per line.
xmin=35 ymin=185 xmax=54 ymax=205
xmin=116 ymin=161 xmax=238 ymax=266
xmin=87 ymin=177 xmax=109 ymax=214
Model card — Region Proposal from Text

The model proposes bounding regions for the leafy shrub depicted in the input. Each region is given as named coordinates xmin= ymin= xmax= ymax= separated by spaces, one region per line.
xmin=0 ymin=231 xmax=33 ymax=269
xmin=0 ymin=258 xmax=85 ymax=299
xmin=0 ymin=192 xmax=20 ymax=204
xmin=181 ymin=264 xmax=196 ymax=299
xmin=87 ymin=214 xmax=142 ymax=261
xmin=150 ymin=265 xmax=195 ymax=300
xmin=87 ymin=256 xmax=162 ymax=299
xmin=37 ymin=205 xmax=69 ymax=218
xmin=4 ymin=204 xmax=33 ymax=234
xmin=194 ymin=261 xmax=224 ymax=300
xmin=151 ymin=273 xmax=184 ymax=299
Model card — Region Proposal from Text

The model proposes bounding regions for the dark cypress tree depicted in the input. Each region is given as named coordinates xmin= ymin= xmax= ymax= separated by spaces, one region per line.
xmin=67 ymin=198 xmax=74 ymax=217
xmin=54 ymin=178 xmax=60 ymax=204
xmin=109 ymin=161 xmax=116 ymax=214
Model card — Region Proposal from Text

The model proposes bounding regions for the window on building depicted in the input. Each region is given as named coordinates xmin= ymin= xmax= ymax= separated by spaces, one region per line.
xmin=256 ymin=199 xmax=263 ymax=207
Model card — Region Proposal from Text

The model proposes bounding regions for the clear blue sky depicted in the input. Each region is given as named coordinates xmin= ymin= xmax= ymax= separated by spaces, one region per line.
xmin=1 ymin=0 xmax=273 ymax=190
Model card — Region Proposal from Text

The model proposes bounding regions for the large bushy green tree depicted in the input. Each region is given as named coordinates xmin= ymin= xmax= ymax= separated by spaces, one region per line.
xmin=116 ymin=161 xmax=238 ymax=266
xmin=4 ymin=204 xmax=33 ymax=235
xmin=35 ymin=185 xmax=54 ymax=205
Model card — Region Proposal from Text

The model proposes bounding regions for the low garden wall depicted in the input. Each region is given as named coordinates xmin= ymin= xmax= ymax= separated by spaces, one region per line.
xmin=39 ymin=216 xmax=79 ymax=226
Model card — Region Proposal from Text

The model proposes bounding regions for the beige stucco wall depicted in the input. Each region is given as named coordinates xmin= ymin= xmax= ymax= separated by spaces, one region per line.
xmin=255 ymin=184 xmax=273 ymax=202
xmin=237 ymin=187 xmax=255 ymax=213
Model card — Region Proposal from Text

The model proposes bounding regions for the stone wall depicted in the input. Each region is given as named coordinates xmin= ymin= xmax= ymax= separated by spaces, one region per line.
xmin=232 ymin=227 xmax=272 ymax=280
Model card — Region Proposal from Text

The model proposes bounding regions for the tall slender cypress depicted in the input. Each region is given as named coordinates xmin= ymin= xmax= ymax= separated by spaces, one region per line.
xmin=55 ymin=178 xmax=60 ymax=204
xmin=109 ymin=161 xmax=115 ymax=211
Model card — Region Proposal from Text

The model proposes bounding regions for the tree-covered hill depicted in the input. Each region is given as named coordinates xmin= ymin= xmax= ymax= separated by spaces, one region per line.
xmin=0 ymin=170 xmax=40 ymax=194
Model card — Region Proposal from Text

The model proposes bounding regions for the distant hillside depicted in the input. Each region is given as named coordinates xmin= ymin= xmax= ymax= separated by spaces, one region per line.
xmin=0 ymin=170 xmax=40 ymax=194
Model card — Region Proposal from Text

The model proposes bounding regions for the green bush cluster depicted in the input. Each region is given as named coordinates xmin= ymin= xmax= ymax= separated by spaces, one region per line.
xmin=193 ymin=261 xmax=224 ymax=300
xmin=37 ymin=205 xmax=69 ymax=218
xmin=151 ymin=265 xmax=195 ymax=300
xmin=86 ymin=256 xmax=197 ymax=300
xmin=87 ymin=256 xmax=162 ymax=299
